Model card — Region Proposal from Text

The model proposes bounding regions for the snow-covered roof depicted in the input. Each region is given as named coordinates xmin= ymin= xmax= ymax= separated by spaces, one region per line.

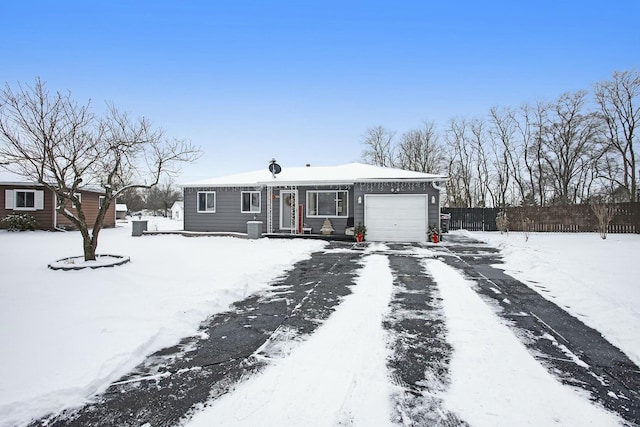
xmin=0 ymin=169 xmax=40 ymax=185
xmin=182 ymin=163 xmax=447 ymax=187
xmin=171 ymin=201 xmax=184 ymax=209
xmin=116 ymin=204 xmax=128 ymax=211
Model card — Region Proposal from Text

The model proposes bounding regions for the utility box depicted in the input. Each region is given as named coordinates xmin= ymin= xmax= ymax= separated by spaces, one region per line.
xmin=132 ymin=220 xmax=148 ymax=237
xmin=247 ymin=221 xmax=263 ymax=239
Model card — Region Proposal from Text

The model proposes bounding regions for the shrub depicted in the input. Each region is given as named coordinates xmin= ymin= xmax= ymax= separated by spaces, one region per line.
xmin=2 ymin=213 xmax=38 ymax=231
xmin=496 ymin=211 xmax=509 ymax=234
xmin=521 ymin=217 xmax=534 ymax=241
xmin=590 ymin=203 xmax=616 ymax=240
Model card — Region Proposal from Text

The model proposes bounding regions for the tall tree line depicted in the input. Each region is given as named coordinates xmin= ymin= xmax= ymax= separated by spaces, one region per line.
xmin=361 ymin=69 xmax=639 ymax=207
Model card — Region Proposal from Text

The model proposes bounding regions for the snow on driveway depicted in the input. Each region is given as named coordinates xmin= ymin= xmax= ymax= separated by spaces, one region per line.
xmin=184 ymin=254 xmax=395 ymax=427
xmin=184 ymin=250 xmax=623 ymax=426
xmin=428 ymin=258 xmax=622 ymax=426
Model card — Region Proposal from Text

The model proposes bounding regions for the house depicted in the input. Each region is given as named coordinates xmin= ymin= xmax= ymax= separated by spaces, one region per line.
xmin=1 ymin=171 xmax=116 ymax=231
xmin=181 ymin=163 xmax=447 ymax=242
xmin=171 ymin=201 xmax=184 ymax=221
xmin=116 ymin=204 xmax=128 ymax=220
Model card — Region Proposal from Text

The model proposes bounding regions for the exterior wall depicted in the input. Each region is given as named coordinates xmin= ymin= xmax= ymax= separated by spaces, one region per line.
xmin=184 ymin=187 xmax=268 ymax=232
xmin=1 ymin=184 xmax=115 ymax=231
xmin=353 ymin=181 xmax=441 ymax=230
xmin=292 ymin=186 xmax=354 ymax=235
xmin=56 ymin=190 xmax=116 ymax=230
xmin=182 ymin=182 xmax=442 ymax=236
xmin=183 ymin=185 xmax=356 ymax=235
xmin=1 ymin=184 xmax=55 ymax=230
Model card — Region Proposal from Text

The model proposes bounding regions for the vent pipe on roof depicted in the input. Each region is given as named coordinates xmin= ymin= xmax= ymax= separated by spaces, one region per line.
xmin=306 ymin=164 xmax=311 ymax=167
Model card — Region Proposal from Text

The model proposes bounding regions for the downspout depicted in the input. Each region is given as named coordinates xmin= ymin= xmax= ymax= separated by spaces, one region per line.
xmin=53 ymin=193 xmax=67 ymax=232
xmin=432 ymin=180 xmax=445 ymax=232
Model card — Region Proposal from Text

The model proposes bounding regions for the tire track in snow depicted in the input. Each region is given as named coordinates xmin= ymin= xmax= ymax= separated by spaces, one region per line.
xmin=382 ymin=248 xmax=467 ymax=426
xmin=184 ymin=254 xmax=395 ymax=426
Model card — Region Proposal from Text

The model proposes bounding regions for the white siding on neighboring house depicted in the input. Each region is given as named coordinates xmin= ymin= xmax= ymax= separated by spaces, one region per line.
xmin=171 ymin=201 xmax=184 ymax=220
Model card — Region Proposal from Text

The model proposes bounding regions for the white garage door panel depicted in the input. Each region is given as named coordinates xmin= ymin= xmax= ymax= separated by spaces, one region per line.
xmin=365 ymin=195 xmax=428 ymax=242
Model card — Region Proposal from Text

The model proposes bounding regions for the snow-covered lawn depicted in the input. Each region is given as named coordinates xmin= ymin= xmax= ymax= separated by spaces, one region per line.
xmin=465 ymin=230 xmax=640 ymax=368
xmin=0 ymin=218 xmax=326 ymax=427
xmin=1 ymin=223 xmax=635 ymax=426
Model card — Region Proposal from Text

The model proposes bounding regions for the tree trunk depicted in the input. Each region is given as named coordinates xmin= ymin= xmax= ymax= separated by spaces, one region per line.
xmin=83 ymin=238 xmax=97 ymax=261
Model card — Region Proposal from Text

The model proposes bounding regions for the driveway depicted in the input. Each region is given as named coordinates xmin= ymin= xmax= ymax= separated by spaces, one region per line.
xmin=36 ymin=237 xmax=639 ymax=426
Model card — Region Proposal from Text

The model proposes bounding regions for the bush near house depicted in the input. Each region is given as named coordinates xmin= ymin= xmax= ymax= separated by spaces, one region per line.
xmin=2 ymin=213 xmax=38 ymax=231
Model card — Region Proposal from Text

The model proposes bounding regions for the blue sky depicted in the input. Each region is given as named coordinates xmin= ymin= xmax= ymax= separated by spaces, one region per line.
xmin=1 ymin=1 xmax=638 ymax=181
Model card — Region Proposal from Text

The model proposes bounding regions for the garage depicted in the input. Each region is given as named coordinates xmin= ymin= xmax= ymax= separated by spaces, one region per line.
xmin=364 ymin=195 xmax=428 ymax=242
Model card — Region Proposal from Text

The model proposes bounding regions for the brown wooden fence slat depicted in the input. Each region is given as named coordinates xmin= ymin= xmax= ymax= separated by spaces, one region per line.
xmin=442 ymin=203 xmax=640 ymax=234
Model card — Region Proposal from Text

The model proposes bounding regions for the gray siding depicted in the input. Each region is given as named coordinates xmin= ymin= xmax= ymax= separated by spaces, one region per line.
xmin=184 ymin=187 xmax=267 ymax=232
xmin=183 ymin=181 xmax=442 ymax=234
xmin=353 ymin=181 xmax=441 ymax=229
xmin=293 ymin=186 xmax=354 ymax=235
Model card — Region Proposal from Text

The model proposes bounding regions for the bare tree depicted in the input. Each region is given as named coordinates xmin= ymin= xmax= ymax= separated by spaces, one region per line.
xmin=470 ymin=118 xmax=492 ymax=207
xmin=146 ymin=178 xmax=182 ymax=217
xmin=594 ymin=69 xmax=639 ymax=202
xmin=361 ymin=125 xmax=396 ymax=167
xmin=0 ymin=78 xmax=200 ymax=261
xmin=445 ymin=118 xmax=474 ymax=207
xmin=396 ymin=121 xmax=445 ymax=173
xmin=590 ymin=203 xmax=617 ymax=239
xmin=488 ymin=107 xmax=516 ymax=207
xmin=540 ymin=91 xmax=605 ymax=204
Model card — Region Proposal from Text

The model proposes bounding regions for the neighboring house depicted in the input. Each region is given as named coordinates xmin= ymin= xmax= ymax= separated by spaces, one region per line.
xmin=0 ymin=171 xmax=116 ymax=231
xmin=116 ymin=203 xmax=128 ymax=220
xmin=171 ymin=201 xmax=184 ymax=221
xmin=181 ymin=163 xmax=447 ymax=242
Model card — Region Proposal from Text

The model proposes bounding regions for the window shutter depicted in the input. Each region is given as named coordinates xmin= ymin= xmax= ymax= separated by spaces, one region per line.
xmin=4 ymin=190 xmax=14 ymax=209
xmin=5 ymin=190 xmax=14 ymax=209
xmin=35 ymin=190 xmax=44 ymax=210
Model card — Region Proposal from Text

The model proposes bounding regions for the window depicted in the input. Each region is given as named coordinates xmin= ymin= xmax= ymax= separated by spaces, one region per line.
xmin=197 ymin=191 xmax=216 ymax=213
xmin=307 ymin=190 xmax=348 ymax=217
xmin=241 ymin=191 xmax=261 ymax=213
xmin=15 ymin=190 xmax=36 ymax=209
xmin=5 ymin=189 xmax=44 ymax=210
xmin=99 ymin=196 xmax=105 ymax=209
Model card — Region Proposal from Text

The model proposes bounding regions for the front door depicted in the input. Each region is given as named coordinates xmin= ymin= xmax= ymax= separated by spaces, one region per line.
xmin=280 ymin=190 xmax=297 ymax=230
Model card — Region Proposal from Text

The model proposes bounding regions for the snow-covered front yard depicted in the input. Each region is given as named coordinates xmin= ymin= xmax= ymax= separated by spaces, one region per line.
xmin=1 ymin=221 xmax=638 ymax=426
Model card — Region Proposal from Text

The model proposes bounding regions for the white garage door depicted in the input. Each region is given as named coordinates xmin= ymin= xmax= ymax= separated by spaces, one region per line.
xmin=364 ymin=195 xmax=428 ymax=242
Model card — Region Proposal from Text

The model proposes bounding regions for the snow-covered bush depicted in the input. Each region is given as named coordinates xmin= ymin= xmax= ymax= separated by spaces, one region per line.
xmin=2 ymin=213 xmax=38 ymax=231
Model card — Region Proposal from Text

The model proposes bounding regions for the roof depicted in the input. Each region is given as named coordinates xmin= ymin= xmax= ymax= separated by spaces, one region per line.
xmin=116 ymin=204 xmax=128 ymax=211
xmin=0 ymin=168 xmax=106 ymax=194
xmin=181 ymin=163 xmax=447 ymax=188
xmin=0 ymin=170 xmax=40 ymax=186
xmin=171 ymin=201 xmax=184 ymax=209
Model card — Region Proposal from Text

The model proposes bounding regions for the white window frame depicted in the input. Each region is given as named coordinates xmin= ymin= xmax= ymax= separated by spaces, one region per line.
xmin=197 ymin=191 xmax=216 ymax=213
xmin=241 ymin=191 xmax=261 ymax=213
xmin=99 ymin=196 xmax=105 ymax=209
xmin=13 ymin=189 xmax=37 ymax=211
xmin=306 ymin=190 xmax=348 ymax=218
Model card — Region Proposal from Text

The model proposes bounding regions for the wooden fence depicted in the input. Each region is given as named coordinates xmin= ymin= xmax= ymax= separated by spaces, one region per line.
xmin=442 ymin=203 xmax=640 ymax=233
